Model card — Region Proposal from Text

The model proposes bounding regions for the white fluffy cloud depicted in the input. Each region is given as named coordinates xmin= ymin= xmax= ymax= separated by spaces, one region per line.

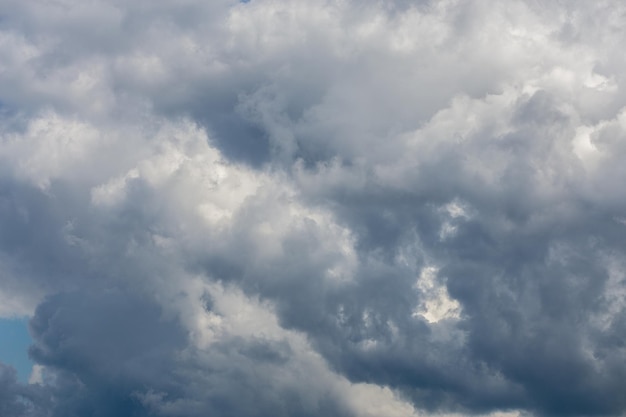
xmin=1 ymin=1 xmax=626 ymax=416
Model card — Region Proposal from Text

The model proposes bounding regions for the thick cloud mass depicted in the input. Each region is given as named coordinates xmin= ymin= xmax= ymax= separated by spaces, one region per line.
xmin=1 ymin=1 xmax=626 ymax=416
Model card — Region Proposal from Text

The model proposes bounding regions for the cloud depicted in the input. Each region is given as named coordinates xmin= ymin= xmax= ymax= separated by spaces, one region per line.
xmin=0 ymin=362 xmax=51 ymax=417
xmin=1 ymin=0 xmax=626 ymax=416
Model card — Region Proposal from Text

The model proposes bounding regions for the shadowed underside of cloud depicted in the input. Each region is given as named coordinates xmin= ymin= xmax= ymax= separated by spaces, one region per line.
xmin=1 ymin=0 xmax=626 ymax=416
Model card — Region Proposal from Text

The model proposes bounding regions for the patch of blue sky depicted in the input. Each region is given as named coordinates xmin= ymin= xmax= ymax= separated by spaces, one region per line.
xmin=0 ymin=317 xmax=34 ymax=383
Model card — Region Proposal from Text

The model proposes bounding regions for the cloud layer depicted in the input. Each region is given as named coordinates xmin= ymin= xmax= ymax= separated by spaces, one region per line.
xmin=1 ymin=0 xmax=626 ymax=416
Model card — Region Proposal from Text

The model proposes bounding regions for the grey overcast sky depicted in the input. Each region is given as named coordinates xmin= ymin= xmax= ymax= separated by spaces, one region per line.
xmin=1 ymin=1 xmax=626 ymax=416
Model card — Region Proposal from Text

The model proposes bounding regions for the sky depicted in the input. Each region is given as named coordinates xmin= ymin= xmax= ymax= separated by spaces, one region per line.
xmin=0 ymin=318 xmax=32 ymax=382
xmin=0 ymin=0 xmax=625 ymax=416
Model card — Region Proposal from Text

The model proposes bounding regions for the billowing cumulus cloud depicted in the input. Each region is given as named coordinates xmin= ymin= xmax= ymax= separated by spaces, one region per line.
xmin=0 ymin=0 xmax=625 ymax=416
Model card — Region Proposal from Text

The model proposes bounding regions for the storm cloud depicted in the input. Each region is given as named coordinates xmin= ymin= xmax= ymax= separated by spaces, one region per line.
xmin=1 ymin=0 xmax=626 ymax=416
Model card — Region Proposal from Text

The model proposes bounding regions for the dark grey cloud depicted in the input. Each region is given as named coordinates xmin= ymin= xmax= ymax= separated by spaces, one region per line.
xmin=0 ymin=362 xmax=50 ymax=417
xmin=1 ymin=1 xmax=626 ymax=417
